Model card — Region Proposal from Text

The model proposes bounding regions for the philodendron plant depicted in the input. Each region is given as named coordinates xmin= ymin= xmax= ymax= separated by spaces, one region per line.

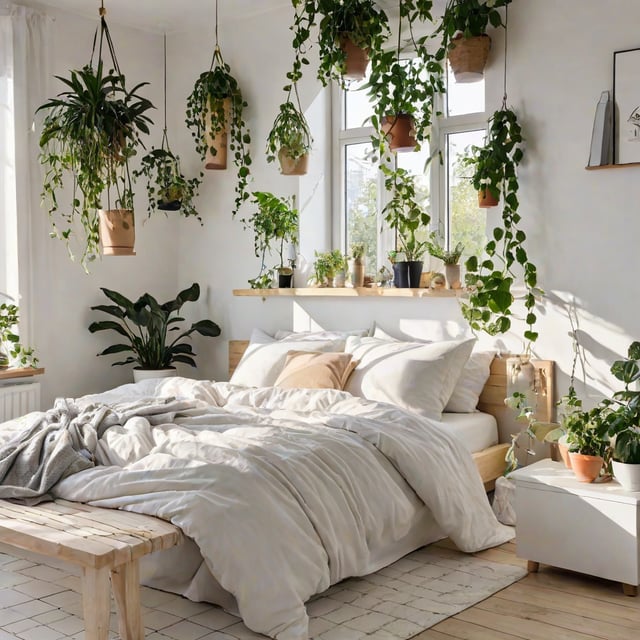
xmin=186 ymin=46 xmax=252 ymax=216
xmin=461 ymin=107 xmax=540 ymax=343
xmin=0 ymin=298 xmax=38 ymax=369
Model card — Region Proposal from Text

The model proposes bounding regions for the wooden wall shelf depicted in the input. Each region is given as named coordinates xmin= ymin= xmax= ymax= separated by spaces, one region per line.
xmin=0 ymin=367 xmax=45 ymax=381
xmin=233 ymin=287 xmax=465 ymax=298
xmin=585 ymin=162 xmax=640 ymax=170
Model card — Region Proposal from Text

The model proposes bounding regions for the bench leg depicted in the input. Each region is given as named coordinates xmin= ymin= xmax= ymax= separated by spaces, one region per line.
xmin=111 ymin=559 xmax=144 ymax=640
xmin=622 ymin=583 xmax=638 ymax=597
xmin=527 ymin=560 xmax=540 ymax=573
xmin=81 ymin=565 xmax=111 ymax=640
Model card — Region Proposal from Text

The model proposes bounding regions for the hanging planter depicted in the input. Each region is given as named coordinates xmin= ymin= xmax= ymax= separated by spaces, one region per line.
xmin=478 ymin=187 xmax=500 ymax=208
xmin=382 ymin=114 xmax=417 ymax=153
xmin=278 ymin=148 xmax=309 ymax=176
xmin=267 ymin=99 xmax=312 ymax=176
xmin=339 ymin=34 xmax=369 ymax=81
xmin=37 ymin=5 xmax=153 ymax=270
xmin=99 ymin=209 xmax=136 ymax=256
xmin=447 ymin=33 xmax=491 ymax=83
xmin=203 ymin=97 xmax=231 ymax=170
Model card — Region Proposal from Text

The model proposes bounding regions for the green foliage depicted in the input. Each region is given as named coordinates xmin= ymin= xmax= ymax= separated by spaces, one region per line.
xmin=313 ymin=249 xmax=346 ymax=285
xmin=381 ymin=167 xmax=431 ymax=261
xmin=185 ymin=47 xmax=252 ymax=217
xmin=266 ymin=100 xmax=312 ymax=164
xmin=564 ymin=404 xmax=610 ymax=458
xmin=427 ymin=239 xmax=464 ymax=265
xmin=88 ymin=283 xmax=220 ymax=370
xmin=37 ymin=60 xmax=154 ymax=270
xmin=350 ymin=242 xmax=365 ymax=260
xmin=246 ymin=192 xmax=300 ymax=288
xmin=461 ymin=108 xmax=539 ymax=344
xmin=134 ymin=148 xmax=202 ymax=223
xmin=0 ymin=301 xmax=39 ymax=368
xmin=291 ymin=0 xmax=390 ymax=88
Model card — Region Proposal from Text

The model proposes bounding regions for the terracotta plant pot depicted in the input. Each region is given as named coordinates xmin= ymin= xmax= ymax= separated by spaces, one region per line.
xmin=99 ymin=209 xmax=135 ymax=256
xmin=340 ymin=34 xmax=369 ymax=81
xmin=278 ymin=148 xmax=309 ymax=176
xmin=478 ymin=188 xmax=500 ymax=208
xmin=558 ymin=442 xmax=572 ymax=469
xmin=569 ymin=452 xmax=604 ymax=483
xmin=204 ymin=97 xmax=231 ymax=170
xmin=448 ymin=34 xmax=491 ymax=83
xmin=382 ymin=114 xmax=416 ymax=152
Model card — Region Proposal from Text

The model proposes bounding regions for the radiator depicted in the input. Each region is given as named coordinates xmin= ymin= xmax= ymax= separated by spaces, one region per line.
xmin=0 ymin=382 xmax=41 ymax=422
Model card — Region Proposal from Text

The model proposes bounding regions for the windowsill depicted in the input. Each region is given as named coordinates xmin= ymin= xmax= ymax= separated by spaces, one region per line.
xmin=233 ymin=287 xmax=466 ymax=298
xmin=0 ymin=367 xmax=45 ymax=381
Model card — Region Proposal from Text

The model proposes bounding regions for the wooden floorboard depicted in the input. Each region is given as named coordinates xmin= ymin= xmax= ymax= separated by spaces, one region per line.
xmin=412 ymin=540 xmax=639 ymax=640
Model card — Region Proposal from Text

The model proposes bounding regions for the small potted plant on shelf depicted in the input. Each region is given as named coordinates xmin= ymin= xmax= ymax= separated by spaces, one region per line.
xmin=266 ymin=99 xmax=312 ymax=176
xmin=426 ymin=239 xmax=464 ymax=289
xmin=291 ymin=0 xmax=390 ymax=86
xmin=186 ymin=45 xmax=252 ymax=216
xmin=0 ymin=295 xmax=39 ymax=369
xmin=435 ymin=0 xmax=512 ymax=83
xmin=312 ymin=250 xmax=346 ymax=287
xmin=348 ymin=242 xmax=366 ymax=288
xmin=564 ymin=405 xmax=611 ymax=483
xmin=88 ymin=283 xmax=221 ymax=383
xmin=245 ymin=192 xmax=299 ymax=289
xmin=381 ymin=167 xmax=431 ymax=288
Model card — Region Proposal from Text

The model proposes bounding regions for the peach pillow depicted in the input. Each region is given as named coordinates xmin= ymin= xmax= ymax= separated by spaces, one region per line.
xmin=274 ymin=351 xmax=357 ymax=390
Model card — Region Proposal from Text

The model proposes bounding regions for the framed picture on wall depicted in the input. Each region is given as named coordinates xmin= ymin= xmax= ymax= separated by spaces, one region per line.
xmin=613 ymin=47 xmax=640 ymax=164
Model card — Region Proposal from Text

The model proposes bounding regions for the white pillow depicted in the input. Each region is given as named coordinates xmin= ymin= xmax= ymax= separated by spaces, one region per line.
xmin=274 ymin=329 xmax=369 ymax=341
xmin=445 ymin=350 xmax=496 ymax=413
xmin=230 ymin=329 xmax=346 ymax=387
xmin=344 ymin=336 xmax=476 ymax=420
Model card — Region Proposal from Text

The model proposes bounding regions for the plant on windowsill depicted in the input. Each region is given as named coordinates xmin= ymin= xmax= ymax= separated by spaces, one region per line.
xmin=461 ymin=107 xmax=540 ymax=343
xmin=381 ymin=167 xmax=431 ymax=288
xmin=185 ymin=44 xmax=252 ymax=216
xmin=348 ymin=242 xmax=366 ymax=288
xmin=291 ymin=0 xmax=390 ymax=87
xmin=0 ymin=296 xmax=39 ymax=370
xmin=37 ymin=11 xmax=154 ymax=270
xmin=426 ymin=239 xmax=464 ymax=289
xmin=246 ymin=192 xmax=300 ymax=289
xmin=367 ymin=0 xmax=445 ymax=155
xmin=435 ymin=0 xmax=512 ymax=83
xmin=312 ymin=250 xmax=347 ymax=287
xmin=88 ymin=283 xmax=221 ymax=383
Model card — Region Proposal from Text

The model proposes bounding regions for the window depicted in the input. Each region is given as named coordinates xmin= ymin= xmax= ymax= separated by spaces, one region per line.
xmin=335 ymin=63 xmax=488 ymax=270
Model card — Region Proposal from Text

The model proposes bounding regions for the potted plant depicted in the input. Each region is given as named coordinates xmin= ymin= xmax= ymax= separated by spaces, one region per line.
xmin=427 ymin=239 xmax=464 ymax=289
xmin=0 ymin=295 xmax=38 ymax=369
xmin=88 ymin=283 xmax=221 ymax=382
xmin=461 ymin=107 xmax=539 ymax=345
xmin=134 ymin=147 xmax=203 ymax=223
xmin=266 ymin=99 xmax=312 ymax=176
xmin=348 ymin=242 xmax=366 ymax=288
xmin=186 ymin=45 xmax=252 ymax=216
xmin=246 ymin=192 xmax=299 ymax=289
xmin=435 ymin=0 xmax=512 ymax=83
xmin=367 ymin=1 xmax=445 ymax=154
xmin=605 ymin=341 xmax=640 ymax=490
xmin=564 ymin=405 xmax=611 ymax=483
xmin=312 ymin=250 xmax=346 ymax=287
xmin=37 ymin=57 xmax=154 ymax=270
xmin=291 ymin=0 xmax=390 ymax=86
xmin=382 ymin=167 xmax=431 ymax=288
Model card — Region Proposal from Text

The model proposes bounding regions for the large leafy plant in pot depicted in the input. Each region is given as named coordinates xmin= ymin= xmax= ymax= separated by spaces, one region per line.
xmin=186 ymin=45 xmax=252 ymax=216
xmin=37 ymin=10 xmax=154 ymax=270
xmin=266 ymin=99 xmax=312 ymax=176
xmin=88 ymin=283 xmax=221 ymax=380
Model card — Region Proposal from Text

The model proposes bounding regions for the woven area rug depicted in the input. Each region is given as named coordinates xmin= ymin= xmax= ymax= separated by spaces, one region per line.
xmin=0 ymin=542 xmax=525 ymax=640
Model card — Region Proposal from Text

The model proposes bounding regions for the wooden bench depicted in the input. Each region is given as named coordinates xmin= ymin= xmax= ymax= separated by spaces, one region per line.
xmin=0 ymin=499 xmax=183 ymax=640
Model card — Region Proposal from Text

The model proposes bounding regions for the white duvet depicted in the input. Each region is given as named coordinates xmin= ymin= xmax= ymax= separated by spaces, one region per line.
xmin=48 ymin=377 xmax=513 ymax=640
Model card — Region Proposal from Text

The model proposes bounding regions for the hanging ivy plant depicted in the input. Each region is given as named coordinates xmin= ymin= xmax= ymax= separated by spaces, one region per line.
xmin=461 ymin=107 xmax=540 ymax=343
xmin=185 ymin=46 xmax=252 ymax=216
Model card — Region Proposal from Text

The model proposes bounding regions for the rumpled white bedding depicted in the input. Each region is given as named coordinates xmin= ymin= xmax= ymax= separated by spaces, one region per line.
xmin=46 ymin=377 xmax=512 ymax=640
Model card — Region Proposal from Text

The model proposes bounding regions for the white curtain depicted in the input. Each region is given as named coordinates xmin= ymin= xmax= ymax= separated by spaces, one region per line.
xmin=0 ymin=3 xmax=50 ymax=343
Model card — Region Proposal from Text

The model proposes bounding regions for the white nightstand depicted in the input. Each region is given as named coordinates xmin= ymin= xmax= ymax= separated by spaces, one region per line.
xmin=511 ymin=459 xmax=639 ymax=596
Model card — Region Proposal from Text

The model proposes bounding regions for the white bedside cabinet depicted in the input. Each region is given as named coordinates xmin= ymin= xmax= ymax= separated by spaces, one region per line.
xmin=511 ymin=459 xmax=639 ymax=596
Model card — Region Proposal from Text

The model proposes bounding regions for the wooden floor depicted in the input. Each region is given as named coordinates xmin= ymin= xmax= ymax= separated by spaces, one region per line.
xmin=415 ymin=539 xmax=639 ymax=640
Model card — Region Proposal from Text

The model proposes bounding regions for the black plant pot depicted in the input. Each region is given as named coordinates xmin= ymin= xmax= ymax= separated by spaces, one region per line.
xmin=393 ymin=262 xmax=409 ymax=288
xmin=407 ymin=261 xmax=424 ymax=288
xmin=278 ymin=272 xmax=293 ymax=288
xmin=158 ymin=199 xmax=182 ymax=211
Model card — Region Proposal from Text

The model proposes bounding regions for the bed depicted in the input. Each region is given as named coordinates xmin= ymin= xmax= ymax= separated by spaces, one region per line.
xmin=0 ymin=333 xmax=554 ymax=640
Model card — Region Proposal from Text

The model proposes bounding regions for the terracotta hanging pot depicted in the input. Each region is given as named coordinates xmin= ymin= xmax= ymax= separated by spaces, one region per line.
xmin=204 ymin=97 xmax=231 ymax=170
xmin=278 ymin=148 xmax=309 ymax=176
xmin=382 ymin=114 xmax=417 ymax=152
xmin=478 ymin=188 xmax=500 ymax=208
xmin=569 ymin=452 xmax=604 ymax=483
xmin=339 ymin=34 xmax=369 ymax=81
xmin=448 ymin=34 xmax=491 ymax=83
xmin=99 ymin=209 xmax=135 ymax=256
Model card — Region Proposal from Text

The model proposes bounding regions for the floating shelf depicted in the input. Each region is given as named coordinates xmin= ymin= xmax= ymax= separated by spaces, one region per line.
xmin=585 ymin=162 xmax=640 ymax=170
xmin=233 ymin=287 xmax=465 ymax=298
xmin=0 ymin=367 xmax=45 ymax=381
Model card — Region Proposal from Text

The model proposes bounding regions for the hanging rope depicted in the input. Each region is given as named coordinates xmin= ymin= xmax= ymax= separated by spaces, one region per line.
xmin=209 ymin=0 xmax=221 ymax=71
xmin=502 ymin=5 xmax=509 ymax=108
xmin=89 ymin=1 xmax=122 ymax=76
xmin=162 ymin=33 xmax=169 ymax=150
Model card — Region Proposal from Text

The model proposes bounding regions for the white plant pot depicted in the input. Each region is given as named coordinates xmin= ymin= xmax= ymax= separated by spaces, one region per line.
xmin=612 ymin=460 xmax=640 ymax=491
xmin=133 ymin=367 xmax=177 ymax=383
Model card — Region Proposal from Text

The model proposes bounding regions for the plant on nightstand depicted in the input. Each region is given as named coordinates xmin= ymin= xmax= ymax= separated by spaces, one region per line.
xmin=564 ymin=405 xmax=611 ymax=483
xmin=88 ymin=283 xmax=221 ymax=382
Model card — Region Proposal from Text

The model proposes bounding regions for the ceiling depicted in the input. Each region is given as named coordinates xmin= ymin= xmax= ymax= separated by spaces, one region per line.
xmin=23 ymin=0 xmax=443 ymax=34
